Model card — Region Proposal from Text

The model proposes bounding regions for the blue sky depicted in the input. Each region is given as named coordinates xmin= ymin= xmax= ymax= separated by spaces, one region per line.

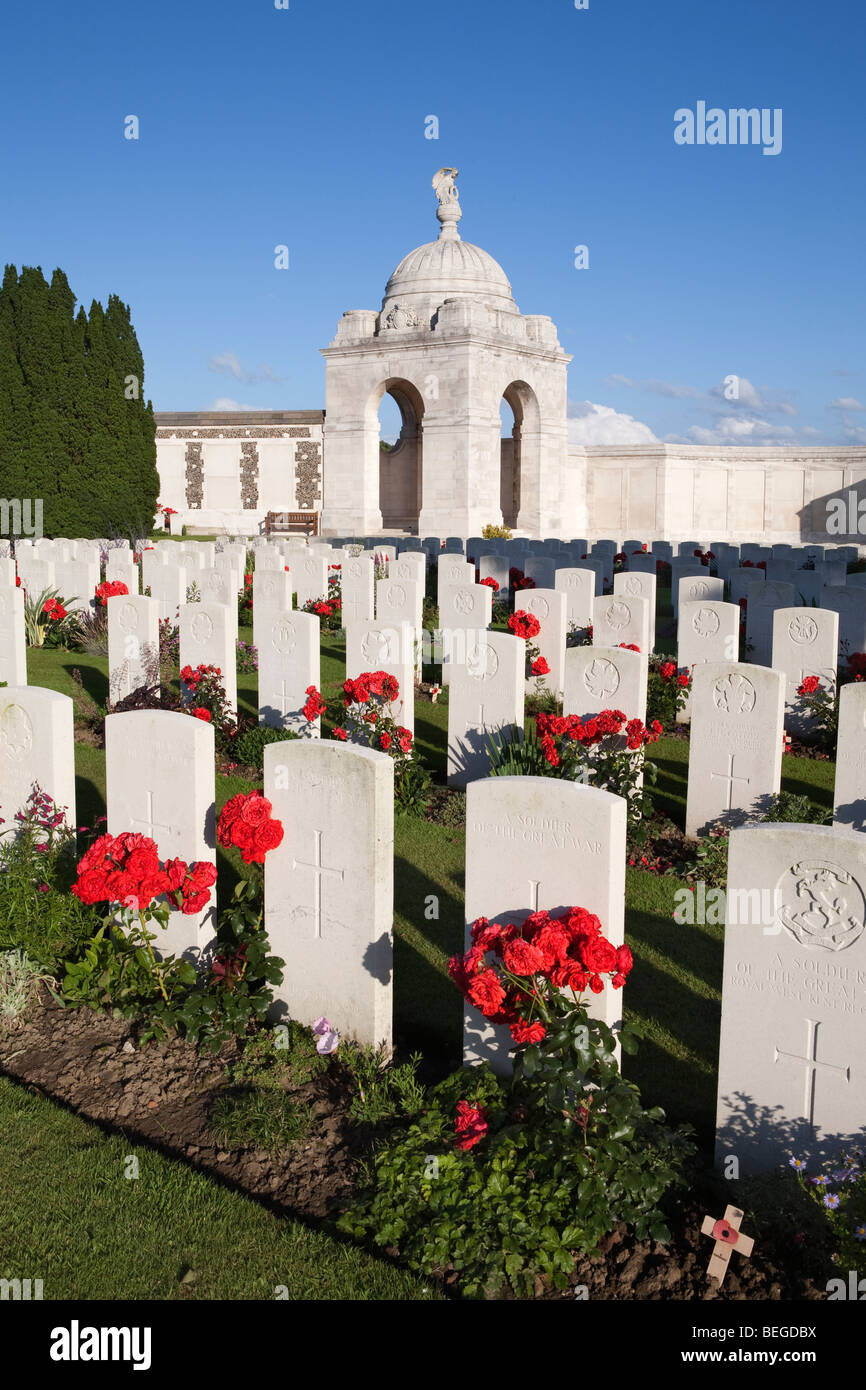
xmin=1 ymin=0 xmax=864 ymax=445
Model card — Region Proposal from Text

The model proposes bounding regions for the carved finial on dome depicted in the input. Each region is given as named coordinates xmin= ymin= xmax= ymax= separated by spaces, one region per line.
xmin=432 ymin=167 xmax=462 ymax=241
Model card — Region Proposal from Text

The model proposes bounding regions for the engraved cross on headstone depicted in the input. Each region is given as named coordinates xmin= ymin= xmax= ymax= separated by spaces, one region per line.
xmin=130 ymin=789 xmax=174 ymax=848
xmin=292 ymin=829 xmax=344 ymax=939
xmin=774 ymin=1018 xmax=850 ymax=1128
xmin=710 ymin=754 xmax=750 ymax=811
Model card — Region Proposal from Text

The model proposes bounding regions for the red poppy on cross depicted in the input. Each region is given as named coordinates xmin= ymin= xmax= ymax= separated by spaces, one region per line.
xmin=700 ymin=1204 xmax=754 ymax=1286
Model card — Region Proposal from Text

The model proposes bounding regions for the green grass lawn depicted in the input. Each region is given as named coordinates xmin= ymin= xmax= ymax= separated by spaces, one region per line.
xmin=0 ymin=1078 xmax=437 ymax=1301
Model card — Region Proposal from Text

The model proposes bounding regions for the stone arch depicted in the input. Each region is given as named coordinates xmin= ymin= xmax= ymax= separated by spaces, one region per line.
xmin=500 ymin=380 xmax=541 ymax=531
xmin=370 ymin=377 xmax=425 ymax=533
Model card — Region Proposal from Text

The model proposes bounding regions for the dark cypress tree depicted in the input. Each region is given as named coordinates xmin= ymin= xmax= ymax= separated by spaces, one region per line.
xmin=0 ymin=264 xmax=157 ymax=539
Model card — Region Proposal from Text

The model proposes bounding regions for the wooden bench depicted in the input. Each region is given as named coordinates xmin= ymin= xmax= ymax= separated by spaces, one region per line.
xmin=263 ymin=510 xmax=319 ymax=537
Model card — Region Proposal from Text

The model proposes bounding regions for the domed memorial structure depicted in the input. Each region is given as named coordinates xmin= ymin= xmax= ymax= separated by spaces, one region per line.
xmin=320 ymin=169 xmax=577 ymax=537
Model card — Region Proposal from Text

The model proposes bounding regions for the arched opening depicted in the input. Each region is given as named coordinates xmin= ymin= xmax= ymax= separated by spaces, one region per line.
xmin=500 ymin=390 xmax=520 ymax=529
xmin=376 ymin=378 xmax=424 ymax=532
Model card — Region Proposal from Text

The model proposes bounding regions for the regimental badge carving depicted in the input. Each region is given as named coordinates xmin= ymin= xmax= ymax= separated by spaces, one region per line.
xmin=347 ymin=563 xmax=362 ymax=581
xmin=528 ymin=596 xmax=550 ymax=621
xmin=454 ymin=588 xmax=475 ymax=615
xmin=776 ymin=861 xmax=865 ymax=952
xmin=788 ymin=615 xmax=818 ymax=645
xmin=190 ymin=612 xmax=214 ymax=644
xmin=383 ymin=303 xmax=422 ymax=330
xmin=624 ymin=576 xmax=643 ymax=596
xmin=0 ymin=703 xmax=33 ymax=762
xmin=271 ymin=620 xmax=296 ymax=655
xmin=119 ymin=602 xmax=139 ymax=632
xmin=689 ymin=580 xmax=710 ymax=599
xmin=467 ymin=642 xmax=499 ymax=681
xmin=362 ymin=630 xmax=392 ymax=665
xmin=584 ymin=657 xmax=620 ymax=700
xmin=605 ymin=601 xmax=630 ymax=630
xmin=387 ymin=584 xmax=407 ymax=608
xmin=713 ymin=672 xmax=756 ymax=715
xmin=693 ymin=607 xmax=720 ymax=637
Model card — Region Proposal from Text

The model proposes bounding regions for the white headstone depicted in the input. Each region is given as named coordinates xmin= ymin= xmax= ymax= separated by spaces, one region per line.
xmin=252 ymin=569 xmax=293 ymax=655
xmin=107 ymin=595 xmax=160 ymax=706
xmin=179 ymin=602 xmax=238 ymax=716
xmin=294 ymin=554 xmax=329 ymax=609
xmin=146 ymin=563 xmax=187 ymax=624
xmin=438 ymin=581 xmax=493 ymax=686
xmin=341 ymin=555 xmax=375 ymax=624
xmin=825 ymin=586 xmax=866 ymax=659
xmin=685 ymin=663 xmax=784 ymax=838
xmin=105 ymin=710 xmax=215 ymax=961
xmin=715 ymin=823 xmax=866 ymax=1172
xmin=745 ymin=581 xmax=796 ymax=666
xmin=264 ymin=740 xmax=393 ymax=1048
xmin=463 ymin=777 xmax=626 ymax=1074
xmin=833 ymin=682 xmax=866 ymax=831
xmin=555 ymin=568 xmax=595 ymax=635
xmin=345 ymin=622 xmax=415 ymax=733
xmin=771 ymin=607 xmax=839 ymax=732
xmin=520 ymin=588 xmax=567 ymax=698
xmin=592 ymin=593 xmax=650 ymax=656
xmin=676 ymin=600 xmax=741 ymax=720
xmin=614 ymin=570 xmax=657 ymax=650
xmin=564 ymin=645 xmax=647 ymax=723
xmin=258 ymin=610 xmax=320 ymax=734
xmin=0 ymin=686 xmax=75 ymax=832
xmin=0 ymin=587 xmax=27 ymax=686
xmin=676 ymin=572 xmax=723 ymax=622
xmin=447 ymin=631 xmax=524 ymax=789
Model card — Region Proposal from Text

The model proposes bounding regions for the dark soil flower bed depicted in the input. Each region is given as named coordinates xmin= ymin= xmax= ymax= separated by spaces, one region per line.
xmin=0 ymin=993 xmax=833 ymax=1301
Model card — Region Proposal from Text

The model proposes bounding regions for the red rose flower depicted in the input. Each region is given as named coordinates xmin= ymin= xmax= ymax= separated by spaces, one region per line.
xmin=530 ymin=656 xmax=550 ymax=676
xmin=502 ymin=938 xmax=545 ymax=976
xmin=192 ymin=707 xmax=211 ymax=722
xmin=454 ymin=1100 xmax=488 ymax=1150
xmin=467 ymin=968 xmax=507 ymax=1017
xmin=581 ymin=936 xmax=617 ymax=975
xmin=509 ymin=1019 xmax=546 ymax=1045
xmin=240 ymin=792 xmax=273 ymax=826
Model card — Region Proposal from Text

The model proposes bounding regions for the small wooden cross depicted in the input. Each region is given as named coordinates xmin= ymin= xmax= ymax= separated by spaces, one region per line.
xmin=701 ymin=1205 xmax=754 ymax=1286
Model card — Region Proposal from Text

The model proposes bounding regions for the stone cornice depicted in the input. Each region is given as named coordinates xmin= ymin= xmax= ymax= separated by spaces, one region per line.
xmin=321 ymin=335 xmax=572 ymax=364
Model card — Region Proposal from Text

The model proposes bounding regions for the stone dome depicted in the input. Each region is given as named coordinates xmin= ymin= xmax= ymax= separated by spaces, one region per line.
xmin=384 ymin=238 xmax=515 ymax=310
xmin=378 ymin=234 xmax=519 ymax=331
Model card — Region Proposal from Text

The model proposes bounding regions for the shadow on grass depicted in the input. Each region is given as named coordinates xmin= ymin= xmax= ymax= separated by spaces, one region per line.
xmin=393 ymin=849 xmax=463 ymax=1068
xmin=63 ymin=661 xmax=108 ymax=710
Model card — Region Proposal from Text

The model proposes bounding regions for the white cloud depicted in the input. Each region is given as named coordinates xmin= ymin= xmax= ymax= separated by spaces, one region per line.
xmin=828 ymin=397 xmax=865 ymax=411
xmin=605 ymin=373 xmax=703 ymax=400
xmin=567 ymin=401 xmax=658 ymax=445
xmin=207 ymin=397 xmax=256 ymax=412
xmin=684 ymin=415 xmax=798 ymax=445
xmin=208 ymin=352 xmax=282 ymax=384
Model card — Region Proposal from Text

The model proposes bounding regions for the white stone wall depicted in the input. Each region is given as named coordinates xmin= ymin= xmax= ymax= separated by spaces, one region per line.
xmin=154 ymin=414 xmax=866 ymax=544
xmin=155 ymin=412 xmax=324 ymax=535
xmin=579 ymin=444 xmax=866 ymax=547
